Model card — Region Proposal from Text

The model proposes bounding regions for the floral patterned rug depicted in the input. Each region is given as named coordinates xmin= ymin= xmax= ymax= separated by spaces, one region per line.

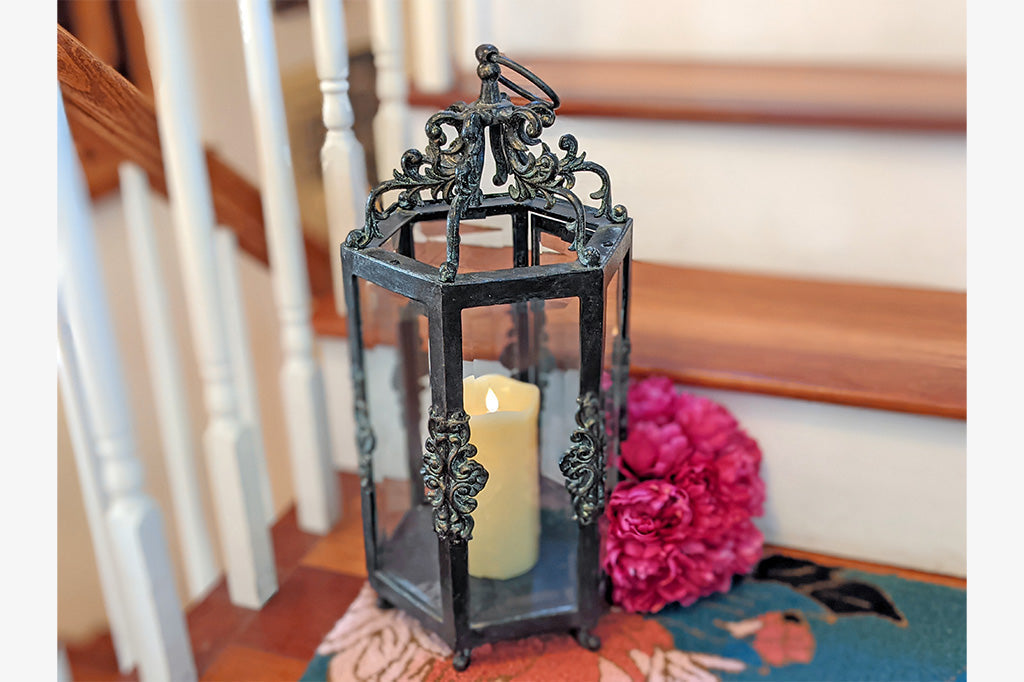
xmin=301 ymin=554 xmax=965 ymax=681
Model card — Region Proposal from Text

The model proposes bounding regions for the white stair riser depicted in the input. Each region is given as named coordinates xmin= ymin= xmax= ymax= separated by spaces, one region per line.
xmin=408 ymin=107 xmax=965 ymax=291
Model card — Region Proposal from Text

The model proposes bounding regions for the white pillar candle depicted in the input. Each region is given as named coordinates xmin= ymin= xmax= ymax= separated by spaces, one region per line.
xmin=463 ymin=374 xmax=541 ymax=580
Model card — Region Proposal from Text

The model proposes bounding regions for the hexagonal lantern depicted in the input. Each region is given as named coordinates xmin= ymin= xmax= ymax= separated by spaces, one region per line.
xmin=340 ymin=45 xmax=632 ymax=671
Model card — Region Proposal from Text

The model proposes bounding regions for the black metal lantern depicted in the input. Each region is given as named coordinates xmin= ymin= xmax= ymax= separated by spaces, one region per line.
xmin=341 ymin=44 xmax=632 ymax=671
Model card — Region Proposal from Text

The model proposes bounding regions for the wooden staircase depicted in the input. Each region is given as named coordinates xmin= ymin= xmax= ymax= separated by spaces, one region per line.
xmin=58 ymin=3 xmax=965 ymax=679
xmin=61 ymin=24 xmax=965 ymax=424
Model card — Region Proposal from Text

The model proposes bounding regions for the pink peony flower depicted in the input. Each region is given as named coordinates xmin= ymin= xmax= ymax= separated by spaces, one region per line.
xmin=619 ymin=421 xmax=695 ymax=481
xmin=675 ymin=392 xmax=739 ymax=453
xmin=627 ymin=375 xmax=678 ymax=425
xmin=605 ymin=479 xmax=693 ymax=544
xmin=603 ymin=376 xmax=766 ymax=613
xmin=715 ymin=433 xmax=766 ymax=519
xmin=603 ymin=541 xmax=691 ymax=613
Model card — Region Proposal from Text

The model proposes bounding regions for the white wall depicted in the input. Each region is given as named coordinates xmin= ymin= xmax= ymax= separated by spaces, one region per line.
xmin=406 ymin=107 xmax=966 ymax=290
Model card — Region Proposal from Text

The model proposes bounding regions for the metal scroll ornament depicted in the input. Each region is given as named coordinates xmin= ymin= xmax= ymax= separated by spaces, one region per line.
xmin=346 ymin=44 xmax=629 ymax=282
xmin=422 ymin=407 xmax=489 ymax=541
xmin=560 ymin=392 xmax=606 ymax=525
xmin=352 ymin=364 xmax=377 ymax=488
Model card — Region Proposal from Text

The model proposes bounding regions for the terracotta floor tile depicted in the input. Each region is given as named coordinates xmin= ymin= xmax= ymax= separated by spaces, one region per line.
xmin=270 ymin=507 xmax=322 ymax=577
xmin=200 ymin=645 xmax=308 ymax=682
xmin=187 ymin=580 xmax=262 ymax=675
xmin=234 ymin=565 xmax=364 ymax=661
xmin=65 ymin=632 xmax=138 ymax=682
xmin=300 ymin=522 xmax=367 ymax=578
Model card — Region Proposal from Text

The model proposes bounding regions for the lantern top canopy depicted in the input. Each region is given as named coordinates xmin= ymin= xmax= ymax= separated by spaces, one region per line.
xmin=345 ymin=44 xmax=629 ymax=282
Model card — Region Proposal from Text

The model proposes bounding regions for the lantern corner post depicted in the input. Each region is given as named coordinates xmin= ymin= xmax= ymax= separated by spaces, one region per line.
xmin=340 ymin=248 xmax=382 ymax=583
xmin=571 ymin=280 xmax=609 ymax=647
xmin=426 ymin=294 xmax=477 ymax=663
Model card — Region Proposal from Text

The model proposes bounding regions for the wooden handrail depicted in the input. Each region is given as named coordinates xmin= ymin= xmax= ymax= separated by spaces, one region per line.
xmin=57 ymin=25 xmax=335 ymax=298
xmin=410 ymin=58 xmax=966 ymax=134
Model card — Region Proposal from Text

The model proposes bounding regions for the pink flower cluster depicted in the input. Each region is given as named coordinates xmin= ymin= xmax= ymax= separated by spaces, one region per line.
xmin=602 ymin=376 xmax=766 ymax=613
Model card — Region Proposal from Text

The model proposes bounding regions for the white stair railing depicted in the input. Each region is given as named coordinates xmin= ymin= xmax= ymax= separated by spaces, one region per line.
xmin=368 ymin=0 xmax=411 ymax=181
xmin=310 ymin=0 xmax=371 ymax=315
xmin=212 ymin=226 xmax=276 ymax=526
xmin=119 ymin=162 xmax=220 ymax=601
xmin=58 ymin=297 xmax=137 ymax=674
xmin=59 ymin=87 xmax=196 ymax=682
xmin=238 ymin=0 xmax=342 ymax=534
xmin=58 ymin=644 xmax=72 ymax=682
xmin=410 ymin=0 xmax=455 ymax=94
xmin=137 ymin=0 xmax=278 ymax=608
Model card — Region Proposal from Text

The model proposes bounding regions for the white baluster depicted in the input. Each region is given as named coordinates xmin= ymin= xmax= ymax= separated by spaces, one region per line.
xmin=238 ymin=0 xmax=341 ymax=533
xmin=136 ymin=0 xmax=278 ymax=608
xmin=310 ymin=0 xmax=371 ymax=316
xmin=213 ymin=227 xmax=276 ymax=525
xmin=58 ymin=644 xmax=72 ymax=682
xmin=57 ymin=295 xmax=136 ymax=674
xmin=454 ymin=0 xmax=493 ymax=73
xmin=119 ymin=162 xmax=220 ymax=600
xmin=58 ymin=88 xmax=196 ymax=682
xmin=410 ymin=0 xmax=454 ymax=93
xmin=369 ymin=0 xmax=411 ymax=181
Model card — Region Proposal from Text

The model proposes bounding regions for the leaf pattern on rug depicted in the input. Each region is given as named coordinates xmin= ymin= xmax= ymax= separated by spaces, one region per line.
xmin=316 ymin=583 xmax=746 ymax=681
xmin=318 ymin=584 xmax=451 ymax=682
xmin=749 ymin=554 xmax=907 ymax=625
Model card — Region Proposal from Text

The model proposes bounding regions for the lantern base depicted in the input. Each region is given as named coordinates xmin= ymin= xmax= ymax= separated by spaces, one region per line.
xmin=574 ymin=627 xmax=601 ymax=652
xmin=452 ymin=648 xmax=472 ymax=672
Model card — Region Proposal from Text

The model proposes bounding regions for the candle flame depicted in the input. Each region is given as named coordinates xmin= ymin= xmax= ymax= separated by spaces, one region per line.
xmin=485 ymin=388 xmax=499 ymax=413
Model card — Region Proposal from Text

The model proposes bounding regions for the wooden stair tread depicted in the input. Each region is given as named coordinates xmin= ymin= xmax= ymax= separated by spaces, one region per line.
xmin=409 ymin=58 xmax=965 ymax=133
xmin=313 ymin=262 xmax=965 ymax=419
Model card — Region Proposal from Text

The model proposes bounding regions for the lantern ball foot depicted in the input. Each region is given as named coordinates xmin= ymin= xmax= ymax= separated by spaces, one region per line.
xmin=452 ymin=649 xmax=472 ymax=672
xmin=376 ymin=596 xmax=393 ymax=610
xmin=574 ymin=628 xmax=601 ymax=652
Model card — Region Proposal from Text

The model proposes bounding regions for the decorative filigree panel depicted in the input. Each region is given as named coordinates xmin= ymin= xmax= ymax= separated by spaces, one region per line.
xmin=422 ymin=407 xmax=489 ymax=541
xmin=352 ymin=363 xmax=377 ymax=488
xmin=560 ymin=391 xmax=606 ymax=525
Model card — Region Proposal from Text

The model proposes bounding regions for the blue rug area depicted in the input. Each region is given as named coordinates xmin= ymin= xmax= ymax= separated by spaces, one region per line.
xmin=658 ymin=554 xmax=966 ymax=681
xmin=302 ymin=553 xmax=965 ymax=681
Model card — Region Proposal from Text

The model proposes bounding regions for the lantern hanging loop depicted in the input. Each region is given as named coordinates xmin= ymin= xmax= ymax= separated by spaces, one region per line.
xmin=347 ymin=44 xmax=628 ymax=282
xmin=483 ymin=46 xmax=561 ymax=110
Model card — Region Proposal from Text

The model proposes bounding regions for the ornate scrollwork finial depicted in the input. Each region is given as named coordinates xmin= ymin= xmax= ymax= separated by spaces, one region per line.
xmin=347 ymin=46 xmax=629 ymax=281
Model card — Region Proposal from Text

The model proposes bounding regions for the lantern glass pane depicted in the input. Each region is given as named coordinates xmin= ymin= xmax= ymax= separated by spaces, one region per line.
xmin=358 ymin=278 xmax=441 ymax=618
xmin=409 ymin=215 xmax=516 ymax=273
xmin=536 ymin=228 xmax=575 ymax=266
xmin=603 ymin=267 xmax=626 ymax=474
xmin=460 ymin=298 xmax=580 ymax=628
